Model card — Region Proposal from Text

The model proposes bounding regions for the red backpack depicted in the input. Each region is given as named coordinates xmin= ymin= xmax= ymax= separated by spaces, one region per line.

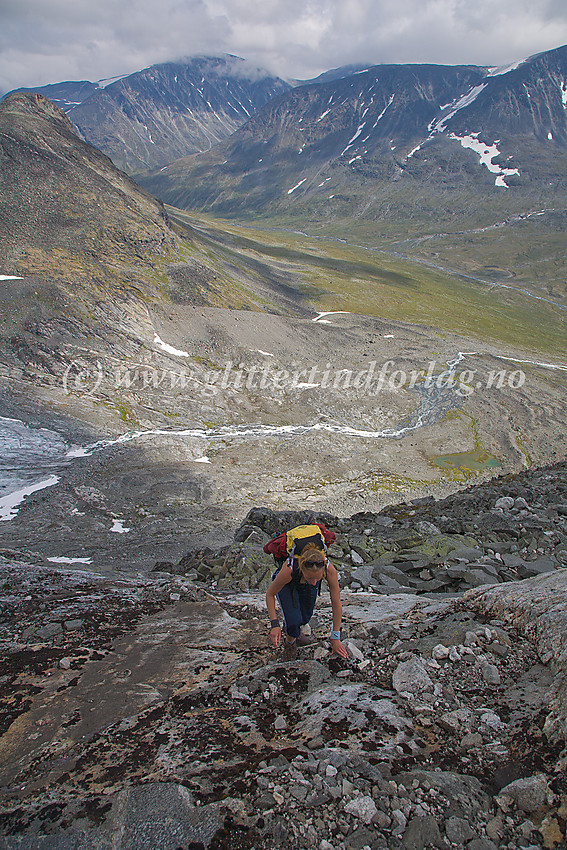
xmin=263 ymin=523 xmax=336 ymax=566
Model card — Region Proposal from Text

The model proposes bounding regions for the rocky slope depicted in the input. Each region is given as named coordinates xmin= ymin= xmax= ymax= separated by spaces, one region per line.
xmin=0 ymin=92 xmax=178 ymax=287
xmin=0 ymin=461 xmax=566 ymax=849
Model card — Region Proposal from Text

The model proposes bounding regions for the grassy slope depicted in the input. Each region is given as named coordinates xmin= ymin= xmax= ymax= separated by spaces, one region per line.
xmin=169 ymin=207 xmax=567 ymax=361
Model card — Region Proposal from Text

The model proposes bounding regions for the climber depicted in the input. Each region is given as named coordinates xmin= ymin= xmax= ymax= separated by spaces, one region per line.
xmin=266 ymin=542 xmax=349 ymax=661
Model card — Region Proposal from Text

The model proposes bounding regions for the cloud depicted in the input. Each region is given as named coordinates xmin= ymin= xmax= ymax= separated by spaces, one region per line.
xmin=1 ymin=0 xmax=567 ymax=94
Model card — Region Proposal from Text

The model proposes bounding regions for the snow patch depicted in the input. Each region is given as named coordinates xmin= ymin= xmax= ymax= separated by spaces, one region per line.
xmin=110 ymin=519 xmax=130 ymax=534
xmin=372 ymin=94 xmax=395 ymax=129
xmin=287 ymin=178 xmax=307 ymax=195
xmin=97 ymin=74 xmax=130 ymax=88
xmin=0 ymin=275 xmax=23 ymax=280
xmin=487 ymin=59 xmax=526 ymax=77
xmin=0 ymin=475 xmax=60 ymax=522
xmin=430 ymin=84 xmax=487 ymax=133
xmin=48 ymin=556 xmax=92 ymax=564
xmin=154 ymin=333 xmax=190 ymax=358
xmin=449 ymin=132 xmax=519 ymax=187
xmin=312 ymin=311 xmax=351 ymax=323
xmin=561 ymin=82 xmax=567 ymax=108
xmin=340 ymin=122 xmax=368 ymax=157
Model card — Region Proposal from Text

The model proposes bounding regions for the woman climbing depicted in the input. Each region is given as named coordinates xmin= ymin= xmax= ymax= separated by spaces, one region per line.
xmin=266 ymin=542 xmax=349 ymax=661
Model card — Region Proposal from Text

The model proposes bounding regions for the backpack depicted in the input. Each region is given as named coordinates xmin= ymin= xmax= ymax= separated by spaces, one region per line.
xmin=264 ymin=523 xmax=336 ymax=602
xmin=263 ymin=523 xmax=336 ymax=570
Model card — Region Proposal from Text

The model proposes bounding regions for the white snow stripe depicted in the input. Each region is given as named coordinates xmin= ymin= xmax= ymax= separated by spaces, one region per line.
xmin=287 ymin=178 xmax=307 ymax=195
xmin=431 ymin=83 xmax=487 ymax=133
xmin=0 ymin=475 xmax=60 ymax=522
xmin=154 ymin=333 xmax=190 ymax=358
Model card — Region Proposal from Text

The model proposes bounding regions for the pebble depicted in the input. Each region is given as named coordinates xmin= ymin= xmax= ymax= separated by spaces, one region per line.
xmin=343 ymin=796 xmax=378 ymax=824
xmin=497 ymin=773 xmax=549 ymax=813
xmin=480 ymin=661 xmax=502 ymax=685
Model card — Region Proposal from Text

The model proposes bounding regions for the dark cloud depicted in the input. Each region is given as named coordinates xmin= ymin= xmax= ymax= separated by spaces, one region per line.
xmin=1 ymin=0 xmax=567 ymax=93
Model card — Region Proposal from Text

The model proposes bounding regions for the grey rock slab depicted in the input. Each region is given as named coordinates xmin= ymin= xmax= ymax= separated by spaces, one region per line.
xmin=444 ymin=814 xmax=476 ymax=844
xmin=349 ymin=565 xmax=374 ymax=587
xmin=345 ymin=825 xmax=379 ymax=850
xmin=317 ymin=591 xmax=439 ymax=626
xmin=372 ymin=563 xmax=417 ymax=587
xmin=448 ymin=545 xmax=484 ymax=562
xmin=402 ymin=815 xmax=442 ymax=849
xmin=497 ymin=773 xmax=549 ymax=813
xmin=478 ymin=660 xmax=502 ymax=686
xmin=495 ymin=496 xmax=515 ymax=511
xmin=393 ymin=770 xmax=492 ymax=819
xmin=438 ymin=708 xmax=473 ymax=734
xmin=517 ymin=556 xmax=556 ymax=577
xmin=102 ymin=783 xmax=222 ymax=849
xmin=466 ymin=841 xmax=499 ymax=850
xmin=0 ymin=595 xmax=252 ymax=791
xmin=343 ymin=795 xmax=378 ymax=824
xmin=0 ymin=785 xmax=223 ymax=850
xmin=296 ymin=684 xmax=410 ymax=736
xmin=464 ymin=568 xmax=567 ymax=742
xmin=392 ymin=656 xmax=434 ymax=696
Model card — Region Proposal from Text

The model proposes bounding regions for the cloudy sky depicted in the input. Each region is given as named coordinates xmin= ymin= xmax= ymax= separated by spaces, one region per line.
xmin=2 ymin=0 xmax=567 ymax=93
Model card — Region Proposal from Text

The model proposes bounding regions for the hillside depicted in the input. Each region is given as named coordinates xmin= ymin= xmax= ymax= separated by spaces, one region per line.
xmin=0 ymin=88 xmax=565 ymax=577
xmin=0 ymin=91 xmax=178 ymax=289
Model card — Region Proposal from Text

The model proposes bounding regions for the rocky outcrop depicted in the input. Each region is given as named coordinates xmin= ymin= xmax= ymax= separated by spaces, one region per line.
xmin=172 ymin=461 xmax=567 ymax=597
xmin=1 ymin=461 xmax=566 ymax=849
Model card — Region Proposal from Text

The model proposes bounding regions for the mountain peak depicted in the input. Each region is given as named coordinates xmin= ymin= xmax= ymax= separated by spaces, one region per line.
xmin=0 ymin=91 xmax=73 ymax=126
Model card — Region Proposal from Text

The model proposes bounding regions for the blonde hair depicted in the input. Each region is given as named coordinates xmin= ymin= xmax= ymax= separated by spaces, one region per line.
xmin=297 ymin=543 xmax=326 ymax=574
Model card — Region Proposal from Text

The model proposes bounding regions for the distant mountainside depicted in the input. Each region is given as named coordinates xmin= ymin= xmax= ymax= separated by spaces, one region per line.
xmin=6 ymin=80 xmax=100 ymax=111
xmin=9 ymin=56 xmax=292 ymax=173
xmin=137 ymin=45 xmax=567 ymax=230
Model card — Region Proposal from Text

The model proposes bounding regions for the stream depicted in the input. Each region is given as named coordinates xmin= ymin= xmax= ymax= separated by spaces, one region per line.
xmin=1 ymin=349 xmax=565 ymax=522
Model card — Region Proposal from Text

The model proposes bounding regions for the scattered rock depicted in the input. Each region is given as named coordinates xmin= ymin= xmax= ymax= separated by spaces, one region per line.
xmin=1 ymin=462 xmax=567 ymax=848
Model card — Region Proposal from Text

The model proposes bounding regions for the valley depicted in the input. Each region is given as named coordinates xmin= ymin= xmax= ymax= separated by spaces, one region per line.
xmin=0 ymin=43 xmax=567 ymax=850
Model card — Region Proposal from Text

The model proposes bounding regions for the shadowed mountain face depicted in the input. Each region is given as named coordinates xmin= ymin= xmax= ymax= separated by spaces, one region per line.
xmin=137 ymin=45 xmax=567 ymax=227
xmin=38 ymin=56 xmax=292 ymax=174
xmin=0 ymin=92 xmax=178 ymax=287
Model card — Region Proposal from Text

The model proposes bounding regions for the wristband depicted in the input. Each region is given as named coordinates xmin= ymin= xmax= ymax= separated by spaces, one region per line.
xmin=330 ymin=630 xmax=341 ymax=640
xmin=270 ymin=619 xmax=280 ymax=629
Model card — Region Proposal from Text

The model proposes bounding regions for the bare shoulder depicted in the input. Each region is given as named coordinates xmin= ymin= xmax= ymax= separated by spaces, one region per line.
xmin=270 ymin=561 xmax=293 ymax=589
xmin=326 ymin=561 xmax=339 ymax=583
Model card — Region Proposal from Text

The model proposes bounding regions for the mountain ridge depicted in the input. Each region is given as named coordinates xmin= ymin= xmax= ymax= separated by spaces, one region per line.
xmin=0 ymin=91 xmax=179 ymax=288
xmin=137 ymin=44 xmax=567 ymax=220
xmin=6 ymin=55 xmax=292 ymax=173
